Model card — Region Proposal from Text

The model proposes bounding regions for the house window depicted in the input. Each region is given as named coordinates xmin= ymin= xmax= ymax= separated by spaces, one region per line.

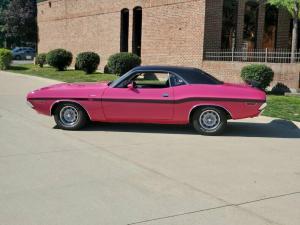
xmin=221 ymin=0 xmax=238 ymax=49
xmin=120 ymin=9 xmax=129 ymax=52
xmin=263 ymin=4 xmax=278 ymax=49
xmin=243 ymin=1 xmax=259 ymax=50
xmin=132 ymin=6 xmax=142 ymax=57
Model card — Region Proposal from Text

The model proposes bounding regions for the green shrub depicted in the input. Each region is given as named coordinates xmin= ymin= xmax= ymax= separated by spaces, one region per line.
xmin=75 ymin=52 xmax=100 ymax=74
xmin=104 ymin=64 xmax=111 ymax=74
xmin=107 ymin=52 xmax=141 ymax=76
xmin=271 ymin=83 xmax=291 ymax=95
xmin=241 ymin=64 xmax=274 ymax=90
xmin=35 ymin=53 xmax=47 ymax=68
xmin=0 ymin=48 xmax=13 ymax=70
xmin=46 ymin=49 xmax=73 ymax=71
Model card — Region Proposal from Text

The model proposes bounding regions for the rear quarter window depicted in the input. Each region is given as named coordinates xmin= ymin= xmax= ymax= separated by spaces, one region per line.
xmin=182 ymin=69 xmax=223 ymax=85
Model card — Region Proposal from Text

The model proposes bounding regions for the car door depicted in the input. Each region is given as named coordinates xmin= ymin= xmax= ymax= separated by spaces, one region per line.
xmin=102 ymin=72 xmax=174 ymax=122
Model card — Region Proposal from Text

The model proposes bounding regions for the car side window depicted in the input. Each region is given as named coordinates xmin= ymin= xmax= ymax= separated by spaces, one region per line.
xmin=170 ymin=74 xmax=186 ymax=87
xmin=118 ymin=72 xmax=171 ymax=89
xmin=134 ymin=72 xmax=171 ymax=88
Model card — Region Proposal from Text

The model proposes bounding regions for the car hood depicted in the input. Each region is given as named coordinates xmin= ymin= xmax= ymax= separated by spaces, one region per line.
xmin=27 ymin=82 xmax=108 ymax=100
xmin=37 ymin=82 xmax=108 ymax=91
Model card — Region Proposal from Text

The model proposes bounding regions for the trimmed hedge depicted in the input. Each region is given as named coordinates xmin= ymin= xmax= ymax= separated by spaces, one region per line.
xmin=271 ymin=83 xmax=291 ymax=95
xmin=46 ymin=49 xmax=73 ymax=71
xmin=75 ymin=52 xmax=100 ymax=74
xmin=104 ymin=64 xmax=111 ymax=74
xmin=35 ymin=53 xmax=47 ymax=68
xmin=241 ymin=64 xmax=274 ymax=90
xmin=107 ymin=52 xmax=141 ymax=76
xmin=0 ymin=48 xmax=13 ymax=70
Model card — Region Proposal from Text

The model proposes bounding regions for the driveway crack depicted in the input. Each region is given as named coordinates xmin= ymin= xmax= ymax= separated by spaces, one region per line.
xmin=127 ymin=192 xmax=300 ymax=225
xmin=65 ymin=133 xmax=296 ymax=225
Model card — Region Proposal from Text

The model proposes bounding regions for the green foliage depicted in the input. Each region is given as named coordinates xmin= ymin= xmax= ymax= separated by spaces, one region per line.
xmin=241 ymin=64 xmax=274 ymax=89
xmin=0 ymin=0 xmax=9 ymax=47
xmin=8 ymin=64 xmax=118 ymax=83
xmin=3 ymin=0 xmax=37 ymax=46
xmin=104 ymin=64 xmax=111 ymax=74
xmin=268 ymin=0 xmax=300 ymax=18
xmin=270 ymin=82 xmax=291 ymax=95
xmin=46 ymin=49 xmax=73 ymax=71
xmin=0 ymin=48 xmax=12 ymax=70
xmin=35 ymin=53 xmax=47 ymax=68
xmin=107 ymin=52 xmax=141 ymax=76
xmin=75 ymin=52 xmax=100 ymax=74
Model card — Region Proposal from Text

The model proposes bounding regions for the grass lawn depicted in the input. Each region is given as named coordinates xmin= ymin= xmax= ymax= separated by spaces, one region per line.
xmin=8 ymin=64 xmax=118 ymax=83
xmin=6 ymin=64 xmax=300 ymax=122
xmin=263 ymin=95 xmax=300 ymax=122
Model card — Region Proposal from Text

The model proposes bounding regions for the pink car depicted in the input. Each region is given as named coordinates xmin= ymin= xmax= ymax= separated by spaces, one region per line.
xmin=27 ymin=66 xmax=267 ymax=135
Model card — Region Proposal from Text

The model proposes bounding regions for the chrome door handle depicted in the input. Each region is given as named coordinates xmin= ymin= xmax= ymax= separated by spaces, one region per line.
xmin=162 ymin=93 xmax=169 ymax=97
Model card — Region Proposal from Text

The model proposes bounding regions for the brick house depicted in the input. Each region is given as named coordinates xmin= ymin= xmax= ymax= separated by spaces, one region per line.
xmin=38 ymin=0 xmax=300 ymax=89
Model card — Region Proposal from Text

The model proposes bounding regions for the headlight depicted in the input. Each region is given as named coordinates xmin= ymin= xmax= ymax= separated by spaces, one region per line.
xmin=259 ymin=103 xmax=267 ymax=111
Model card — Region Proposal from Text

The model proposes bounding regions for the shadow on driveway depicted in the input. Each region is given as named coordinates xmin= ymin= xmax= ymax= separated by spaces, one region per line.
xmin=71 ymin=119 xmax=300 ymax=139
xmin=225 ymin=119 xmax=300 ymax=138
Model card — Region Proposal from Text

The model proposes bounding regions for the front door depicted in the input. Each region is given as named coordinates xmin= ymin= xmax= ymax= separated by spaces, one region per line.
xmin=102 ymin=72 xmax=174 ymax=122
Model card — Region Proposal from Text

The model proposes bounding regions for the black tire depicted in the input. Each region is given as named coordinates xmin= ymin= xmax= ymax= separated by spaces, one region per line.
xmin=192 ymin=107 xmax=227 ymax=136
xmin=15 ymin=55 xmax=21 ymax=60
xmin=54 ymin=103 xmax=88 ymax=130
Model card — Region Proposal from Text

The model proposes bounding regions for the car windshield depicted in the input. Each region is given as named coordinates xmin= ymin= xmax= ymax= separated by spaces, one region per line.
xmin=108 ymin=70 xmax=133 ymax=87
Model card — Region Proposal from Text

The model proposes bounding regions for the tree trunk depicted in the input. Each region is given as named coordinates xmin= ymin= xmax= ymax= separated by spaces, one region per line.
xmin=291 ymin=18 xmax=298 ymax=63
xmin=291 ymin=1 xmax=299 ymax=63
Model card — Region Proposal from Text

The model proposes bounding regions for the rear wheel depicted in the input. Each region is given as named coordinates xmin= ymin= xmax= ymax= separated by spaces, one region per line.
xmin=54 ymin=103 xmax=88 ymax=130
xmin=192 ymin=107 xmax=227 ymax=135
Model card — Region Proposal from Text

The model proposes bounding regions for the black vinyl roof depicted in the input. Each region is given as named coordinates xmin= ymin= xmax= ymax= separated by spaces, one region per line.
xmin=132 ymin=65 xmax=223 ymax=85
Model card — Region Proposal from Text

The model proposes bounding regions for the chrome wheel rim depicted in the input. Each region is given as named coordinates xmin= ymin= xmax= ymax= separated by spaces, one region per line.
xmin=59 ymin=106 xmax=79 ymax=127
xmin=199 ymin=110 xmax=221 ymax=131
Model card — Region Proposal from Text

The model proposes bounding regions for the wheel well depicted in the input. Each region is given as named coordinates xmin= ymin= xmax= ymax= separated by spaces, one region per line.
xmin=189 ymin=105 xmax=232 ymax=123
xmin=51 ymin=101 xmax=90 ymax=120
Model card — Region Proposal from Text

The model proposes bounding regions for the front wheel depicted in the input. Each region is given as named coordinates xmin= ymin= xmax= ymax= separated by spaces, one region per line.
xmin=192 ymin=107 xmax=227 ymax=136
xmin=54 ymin=103 xmax=88 ymax=130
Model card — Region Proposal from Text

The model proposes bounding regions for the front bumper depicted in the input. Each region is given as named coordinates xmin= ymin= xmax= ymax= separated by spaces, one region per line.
xmin=26 ymin=100 xmax=34 ymax=108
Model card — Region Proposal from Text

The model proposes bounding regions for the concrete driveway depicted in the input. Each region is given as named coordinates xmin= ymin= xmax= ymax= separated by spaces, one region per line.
xmin=0 ymin=71 xmax=299 ymax=225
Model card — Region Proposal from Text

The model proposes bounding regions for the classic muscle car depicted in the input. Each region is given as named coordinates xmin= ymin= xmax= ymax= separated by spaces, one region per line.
xmin=27 ymin=66 xmax=267 ymax=135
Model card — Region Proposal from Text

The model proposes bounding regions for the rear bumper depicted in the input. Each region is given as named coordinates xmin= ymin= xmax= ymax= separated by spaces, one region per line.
xmin=259 ymin=102 xmax=267 ymax=115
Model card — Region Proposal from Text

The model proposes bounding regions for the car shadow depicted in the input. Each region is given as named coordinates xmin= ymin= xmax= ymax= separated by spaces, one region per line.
xmin=225 ymin=119 xmax=300 ymax=138
xmin=71 ymin=119 xmax=300 ymax=139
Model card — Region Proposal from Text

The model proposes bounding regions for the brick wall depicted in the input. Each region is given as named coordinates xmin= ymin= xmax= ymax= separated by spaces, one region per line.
xmin=276 ymin=9 xmax=291 ymax=49
xmin=38 ymin=0 xmax=205 ymax=69
xmin=203 ymin=0 xmax=223 ymax=51
xmin=235 ymin=0 xmax=246 ymax=49
xmin=201 ymin=61 xmax=300 ymax=90
xmin=38 ymin=0 xmax=299 ymax=88
xmin=256 ymin=3 xmax=266 ymax=49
